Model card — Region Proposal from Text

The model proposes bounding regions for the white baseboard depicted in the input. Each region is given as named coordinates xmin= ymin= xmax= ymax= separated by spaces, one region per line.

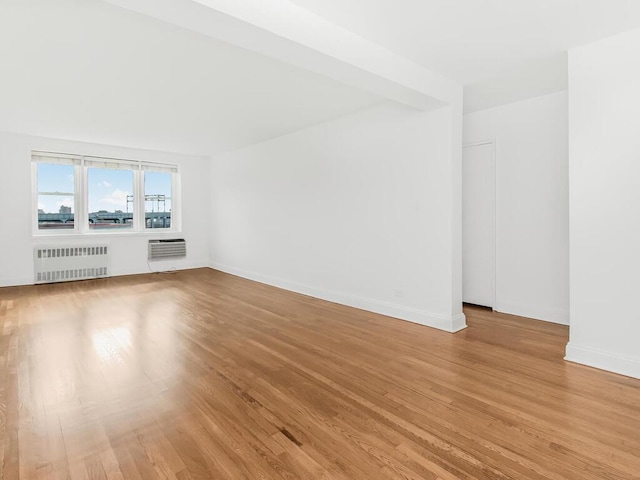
xmin=0 ymin=276 xmax=33 ymax=288
xmin=210 ymin=263 xmax=467 ymax=333
xmin=449 ymin=313 xmax=468 ymax=333
xmin=495 ymin=301 xmax=569 ymax=325
xmin=0 ymin=262 xmax=209 ymax=288
xmin=565 ymin=342 xmax=640 ymax=380
xmin=110 ymin=261 xmax=208 ymax=277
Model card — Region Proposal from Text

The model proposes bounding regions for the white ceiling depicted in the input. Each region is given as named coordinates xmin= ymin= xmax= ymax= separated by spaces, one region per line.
xmin=3 ymin=0 xmax=640 ymax=155
xmin=291 ymin=0 xmax=640 ymax=111
xmin=0 ymin=0 xmax=381 ymax=156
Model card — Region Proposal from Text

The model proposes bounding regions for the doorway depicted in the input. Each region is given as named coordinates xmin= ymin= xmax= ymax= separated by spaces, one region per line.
xmin=462 ymin=141 xmax=496 ymax=308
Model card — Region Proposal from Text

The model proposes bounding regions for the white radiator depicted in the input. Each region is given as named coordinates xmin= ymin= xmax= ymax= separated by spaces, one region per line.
xmin=34 ymin=245 xmax=110 ymax=284
xmin=148 ymin=239 xmax=186 ymax=260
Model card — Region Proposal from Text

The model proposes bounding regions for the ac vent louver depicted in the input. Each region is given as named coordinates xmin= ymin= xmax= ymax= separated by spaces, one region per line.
xmin=148 ymin=239 xmax=186 ymax=260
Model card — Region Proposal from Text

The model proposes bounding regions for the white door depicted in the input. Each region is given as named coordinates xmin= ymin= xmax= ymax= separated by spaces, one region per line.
xmin=462 ymin=142 xmax=496 ymax=308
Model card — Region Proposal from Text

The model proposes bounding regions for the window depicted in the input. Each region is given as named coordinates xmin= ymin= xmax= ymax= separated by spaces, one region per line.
xmin=144 ymin=171 xmax=173 ymax=229
xmin=32 ymin=151 xmax=179 ymax=234
xmin=88 ymin=166 xmax=134 ymax=231
xmin=35 ymin=159 xmax=78 ymax=231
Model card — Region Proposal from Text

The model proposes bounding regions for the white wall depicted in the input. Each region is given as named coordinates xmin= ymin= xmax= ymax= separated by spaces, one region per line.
xmin=0 ymin=131 xmax=211 ymax=287
xmin=463 ymin=91 xmax=569 ymax=325
xmin=211 ymin=102 xmax=465 ymax=332
xmin=566 ymin=28 xmax=640 ymax=379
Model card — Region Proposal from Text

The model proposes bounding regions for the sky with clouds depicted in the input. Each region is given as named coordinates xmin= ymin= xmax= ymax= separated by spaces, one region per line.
xmin=37 ymin=164 xmax=171 ymax=214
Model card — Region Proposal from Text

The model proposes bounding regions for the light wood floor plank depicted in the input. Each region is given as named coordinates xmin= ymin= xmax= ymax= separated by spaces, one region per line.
xmin=1 ymin=268 xmax=639 ymax=479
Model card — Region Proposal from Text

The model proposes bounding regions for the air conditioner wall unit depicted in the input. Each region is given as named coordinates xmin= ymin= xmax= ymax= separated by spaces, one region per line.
xmin=148 ymin=239 xmax=186 ymax=260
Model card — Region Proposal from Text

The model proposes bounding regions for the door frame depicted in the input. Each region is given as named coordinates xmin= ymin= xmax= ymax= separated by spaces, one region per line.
xmin=462 ymin=139 xmax=497 ymax=310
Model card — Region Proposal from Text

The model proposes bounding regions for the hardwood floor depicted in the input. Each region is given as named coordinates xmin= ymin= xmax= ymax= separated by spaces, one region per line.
xmin=1 ymin=268 xmax=639 ymax=479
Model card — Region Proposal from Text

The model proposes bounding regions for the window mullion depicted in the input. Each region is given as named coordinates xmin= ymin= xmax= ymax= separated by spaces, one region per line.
xmin=172 ymin=173 xmax=180 ymax=231
xmin=31 ymin=162 xmax=39 ymax=234
xmin=135 ymin=166 xmax=143 ymax=232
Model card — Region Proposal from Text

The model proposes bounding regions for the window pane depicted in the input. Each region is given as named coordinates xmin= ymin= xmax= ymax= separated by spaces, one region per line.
xmin=88 ymin=168 xmax=134 ymax=231
xmin=37 ymin=163 xmax=75 ymax=230
xmin=144 ymin=171 xmax=172 ymax=229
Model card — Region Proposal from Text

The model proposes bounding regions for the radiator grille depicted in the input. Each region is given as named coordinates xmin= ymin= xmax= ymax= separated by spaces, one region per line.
xmin=148 ymin=239 xmax=186 ymax=260
xmin=34 ymin=245 xmax=110 ymax=284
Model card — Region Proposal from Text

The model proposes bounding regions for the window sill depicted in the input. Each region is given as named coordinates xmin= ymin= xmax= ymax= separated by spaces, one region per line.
xmin=32 ymin=229 xmax=182 ymax=239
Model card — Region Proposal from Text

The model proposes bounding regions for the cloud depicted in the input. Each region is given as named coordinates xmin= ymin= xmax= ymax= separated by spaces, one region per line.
xmin=100 ymin=189 xmax=130 ymax=209
xmin=98 ymin=180 xmax=112 ymax=188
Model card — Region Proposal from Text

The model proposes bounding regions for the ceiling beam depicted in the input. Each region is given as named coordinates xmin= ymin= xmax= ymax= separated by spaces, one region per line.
xmin=102 ymin=0 xmax=460 ymax=110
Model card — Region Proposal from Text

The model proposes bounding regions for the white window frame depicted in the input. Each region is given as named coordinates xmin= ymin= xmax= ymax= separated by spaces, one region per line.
xmin=32 ymin=151 xmax=181 ymax=236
